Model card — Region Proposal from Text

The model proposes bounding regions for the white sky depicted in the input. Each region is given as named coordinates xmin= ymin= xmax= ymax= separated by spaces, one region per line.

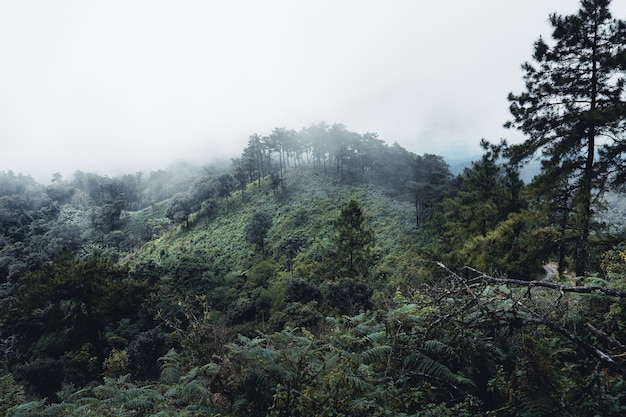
xmin=2 ymin=0 xmax=625 ymax=183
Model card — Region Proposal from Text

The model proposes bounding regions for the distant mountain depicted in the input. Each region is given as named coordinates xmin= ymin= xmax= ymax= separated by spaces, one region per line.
xmin=444 ymin=153 xmax=541 ymax=183
xmin=444 ymin=154 xmax=482 ymax=176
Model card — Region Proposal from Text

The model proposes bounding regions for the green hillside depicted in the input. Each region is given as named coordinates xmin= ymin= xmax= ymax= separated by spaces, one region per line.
xmin=126 ymin=166 xmax=423 ymax=326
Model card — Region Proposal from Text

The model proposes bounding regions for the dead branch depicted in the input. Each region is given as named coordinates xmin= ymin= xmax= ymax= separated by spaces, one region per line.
xmin=585 ymin=322 xmax=626 ymax=351
xmin=473 ymin=272 xmax=626 ymax=298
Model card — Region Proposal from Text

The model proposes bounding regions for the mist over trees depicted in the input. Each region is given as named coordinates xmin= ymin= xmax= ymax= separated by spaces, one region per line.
xmin=2 ymin=1 xmax=626 ymax=416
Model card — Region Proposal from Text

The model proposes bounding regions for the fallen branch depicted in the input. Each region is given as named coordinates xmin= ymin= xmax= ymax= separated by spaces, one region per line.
xmin=525 ymin=315 xmax=626 ymax=376
xmin=585 ymin=322 xmax=626 ymax=351
xmin=473 ymin=272 xmax=626 ymax=298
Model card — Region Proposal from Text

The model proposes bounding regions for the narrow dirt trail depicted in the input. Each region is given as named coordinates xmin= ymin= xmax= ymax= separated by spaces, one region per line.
xmin=543 ymin=264 xmax=558 ymax=281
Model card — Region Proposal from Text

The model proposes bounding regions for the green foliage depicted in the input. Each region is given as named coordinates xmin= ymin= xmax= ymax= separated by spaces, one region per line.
xmin=159 ymin=348 xmax=182 ymax=385
xmin=102 ymin=349 xmax=129 ymax=378
xmin=5 ymin=252 xmax=148 ymax=397
xmin=158 ymin=295 xmax=233 ymax=366
xmin=284 ymin=278 xmax=321 ymax=304
xmin=460 ymin=210 xmax=554 ymax=277
xmin=433 ymin=141 xmax=526 ymax=272
xmin=328 ymin=199 xmax=375 ymax=278
xmin=0 ymin=374 xmax=25 ymax=414
xmin=323 ymin=278 xmax=373 ymax=315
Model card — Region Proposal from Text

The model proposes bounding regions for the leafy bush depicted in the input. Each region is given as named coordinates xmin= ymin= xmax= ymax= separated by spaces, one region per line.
xmin=126 ymin=328 xmax=171 ymax=381
xmin=0 ymin=374 xmax=25 ymax=414
xmin=323 ymin=278 xmax=373 ymax=315
xmin=284 ymin=278 xmax=321 ymax=303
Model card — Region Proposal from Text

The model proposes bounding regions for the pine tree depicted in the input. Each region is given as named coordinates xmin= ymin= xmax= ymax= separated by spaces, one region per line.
xmin=330 ymin=200 xmax=374 ymax=278
xmin=505 ymin=0 xmax=626 ymax=276
xmin=244 ymin=211 xmax=273 ymax=256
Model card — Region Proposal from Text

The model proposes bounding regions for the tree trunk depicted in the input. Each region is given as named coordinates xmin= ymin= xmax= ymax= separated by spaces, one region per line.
xmin=575 ymin=20 xmax=599 ymax=277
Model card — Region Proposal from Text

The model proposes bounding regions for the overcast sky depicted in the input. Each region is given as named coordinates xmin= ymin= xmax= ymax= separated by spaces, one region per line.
xmin=2 ymin=1 xmax=626 ymax=183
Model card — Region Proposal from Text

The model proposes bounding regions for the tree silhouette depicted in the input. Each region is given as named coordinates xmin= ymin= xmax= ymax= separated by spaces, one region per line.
xmin=330 ymin=200 xmax=374 ymax=278
xmin=244 ymin=211 xmax=273 ymax=255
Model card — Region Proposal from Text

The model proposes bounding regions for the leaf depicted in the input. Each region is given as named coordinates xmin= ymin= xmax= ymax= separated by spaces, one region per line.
xmin=360 ymin=330 xmax=386 ymax=345
xmin=423 ymin=339 xmax=454 ymax=357
xmin=360 ymin=345 xmax=392 ymax=365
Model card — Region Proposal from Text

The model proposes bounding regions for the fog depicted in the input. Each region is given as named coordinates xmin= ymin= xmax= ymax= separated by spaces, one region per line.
xmin=2 ymin=1 xmax=625 ymax=183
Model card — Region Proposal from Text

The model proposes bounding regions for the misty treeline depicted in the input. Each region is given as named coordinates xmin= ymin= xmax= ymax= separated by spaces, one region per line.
xmin=165 ymin=122 xmax=450 ymax=227
xmin=2 ymin=0 xmax=626 ymax=415
xmin=0 ymin=121 xmax=446 ymax=283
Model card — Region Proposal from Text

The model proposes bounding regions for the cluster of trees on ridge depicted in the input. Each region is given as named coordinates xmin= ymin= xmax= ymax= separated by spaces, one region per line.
xmin=1 ymin=0 xmax=626 ymax=415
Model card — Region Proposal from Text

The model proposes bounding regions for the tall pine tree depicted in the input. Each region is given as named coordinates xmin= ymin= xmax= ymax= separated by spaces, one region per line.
xmin=505 ymin=0 xmax=626 ymax=276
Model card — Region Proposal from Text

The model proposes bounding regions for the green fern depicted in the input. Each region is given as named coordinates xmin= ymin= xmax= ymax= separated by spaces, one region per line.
xmin=517 ymin=391 xmax=556 ymax=417
xmin=360 ymin=345 xmax=392 ymax=365
xmin=93 ymin=376 xmax=128 ymax=400
xmin=198 ymin=362 xmax=221 ymax=376
xmin=179 ymin=379 xmax=209 ymax=404
xmin=35 ymin=403 xmax=72 ymax=417
xmin=360 ymin=329 xmax=386 ymax=345
xmin=159 ymin=348 xmax=182 ymax=385
xmin=5 ymin=401 xmax=45 ymax=417
xmin=405 ymin=352 xmax=475 ymax=390
xmin=61 ymin=386 xmax=94 ymax=403
xmin=423 ymin=339 xmax=454 ymax=357
xmin=344 ymin=373 xmax=374 ymax=392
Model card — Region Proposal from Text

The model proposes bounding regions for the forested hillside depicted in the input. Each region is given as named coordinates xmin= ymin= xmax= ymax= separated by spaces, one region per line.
xmin=2 ymin=1 xmax=626 ymax=416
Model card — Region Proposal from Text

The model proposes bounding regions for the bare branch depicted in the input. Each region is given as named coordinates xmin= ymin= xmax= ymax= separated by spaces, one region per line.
xmin=473 ymin=271 xmax=626 ymax=298
xmin=524 ymin=315 xmax=626 ymax=376
xmin=585 ymin=322 xmax=626 ymax=351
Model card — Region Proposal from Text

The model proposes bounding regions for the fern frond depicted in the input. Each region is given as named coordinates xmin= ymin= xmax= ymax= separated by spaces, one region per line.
xmin=344 ymin=373 xmax=373 ymax=391
xmin=518 ymin=391 xmax=556 ymax=416
xmin=160 ymin=361 xmax=182 ymax=385
xmin=120 ymin=386 xmax=153 ymax=402
xmin=124 ymin=397 xmax=155 ymax=414
xmin=38 ymin=403 xmax=72 ymax=417
xmin=326 ymin=316 xmax=339 ymax=327
xmin=180 ymin=379 xmax=208 ymax=403
xmin=360 ymin=345 xmax=392 ymax=365
xmin=423 ymin=339 xmax=454 ymax=357
xmin=5 ymin=400 xmax=45 ymax=415
xmin=415 ymin=354 xmax=453 ymax=380
xmin=360 ymin=330 xmax=386 ymax=345
xmin=354 ymin=316 xmax=383 ymax=337
xmin=63 ymin=386 xmax=94 ymax=403
xmin=159 ymin=349 xmax=182 ymax=385
xmin=199 ymin=362 xmax=221 ymax=376
xmin=231 ymin=396 xmax=247 ymax=413
xmin=407 ymin=353 xmax=476 ymax=389
xmin=158 ymin=348 xmax=181 ymax=365
xmin=75 ymin=396 xmax=99 ymax=406
xmin=93 ymin=381 xmax=118 ymax=400
xmin=349 ymin=396 xmax=375 ymax=414
xmin=180 ymin=366 xmax=199 ymax=383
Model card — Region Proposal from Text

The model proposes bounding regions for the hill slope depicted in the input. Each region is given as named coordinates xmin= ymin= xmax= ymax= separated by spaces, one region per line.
xmin=126 ymin=166 xmax=425 ymax=325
